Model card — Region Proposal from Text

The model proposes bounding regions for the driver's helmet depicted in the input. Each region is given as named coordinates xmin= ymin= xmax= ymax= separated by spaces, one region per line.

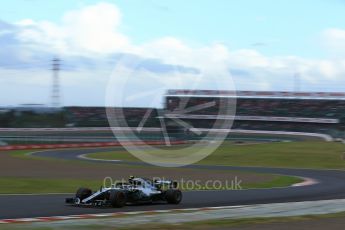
xmin=129 ymin=175 xmax=134 ymax=183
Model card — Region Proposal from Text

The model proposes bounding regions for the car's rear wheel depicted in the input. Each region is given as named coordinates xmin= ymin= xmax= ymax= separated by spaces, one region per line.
xmin=166 ymin=189 xmax=182 ymax=204
xmin=109 ymin=190 xmax=127 ymax=208
xmin=76 ymin=187 xmax=92 ymax=200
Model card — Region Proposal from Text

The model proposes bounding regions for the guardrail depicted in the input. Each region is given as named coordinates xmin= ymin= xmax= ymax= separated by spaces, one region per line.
xmin=188 ymin=129 xmax=334 ymax=142
xmin=231 ymin=129 xmax=333 ymax=142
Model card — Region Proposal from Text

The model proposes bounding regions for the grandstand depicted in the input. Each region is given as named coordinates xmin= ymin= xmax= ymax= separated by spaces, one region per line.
xmin=165 ymin=90 xmax=345 ymax=138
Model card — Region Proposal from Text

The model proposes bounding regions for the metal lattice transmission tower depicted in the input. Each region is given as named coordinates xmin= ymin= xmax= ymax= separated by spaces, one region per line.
xmin=51 ymin=58 xmax=61 ymax=107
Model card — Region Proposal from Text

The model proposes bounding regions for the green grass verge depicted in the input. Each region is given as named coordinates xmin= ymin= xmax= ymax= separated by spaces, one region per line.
xmin=0 ymin=145 xmax=309 ymax=193
xmin=243 ymin=175 xmax=302 ymax=189
xmin=0 ymin=178 xmax=102 ymax=194
xmin=0 ymin=174 xmax=302 ymax=194
xmin=86 ymin=141 xmax=345 ymax=170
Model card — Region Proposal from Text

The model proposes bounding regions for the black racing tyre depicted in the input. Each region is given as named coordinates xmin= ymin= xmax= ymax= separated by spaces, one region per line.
xmin=109 ymin=190 xmax=127 ymax=208
xmin=76 ymin=187 xmax=92 ymax=200
xmin=166 ymin=189 xmax=182 ymax=204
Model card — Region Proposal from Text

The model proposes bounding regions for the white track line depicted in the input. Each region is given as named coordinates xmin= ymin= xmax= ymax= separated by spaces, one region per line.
xmin=292 ymin=177 xmax=319 ymax=187
xmin=78 ymin=153 xmax=122 ymax=162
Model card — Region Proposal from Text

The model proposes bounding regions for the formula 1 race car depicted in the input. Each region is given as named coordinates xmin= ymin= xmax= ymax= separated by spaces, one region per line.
xmin=65 ymin=176 xmax=182 ymax=207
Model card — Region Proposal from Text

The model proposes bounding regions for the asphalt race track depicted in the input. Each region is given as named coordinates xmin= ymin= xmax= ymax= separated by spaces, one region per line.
xmin=2 ymin=147 xmax=345 ymax=219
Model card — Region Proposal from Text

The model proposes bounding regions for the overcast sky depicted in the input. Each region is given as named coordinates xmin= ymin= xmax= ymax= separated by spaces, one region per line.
xmin=1 ymin=0 xmax=345 ymax=107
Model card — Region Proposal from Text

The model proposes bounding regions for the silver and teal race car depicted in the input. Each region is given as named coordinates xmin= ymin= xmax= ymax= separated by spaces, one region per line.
xmin=65 ymin=176 xmax=182 ymax=208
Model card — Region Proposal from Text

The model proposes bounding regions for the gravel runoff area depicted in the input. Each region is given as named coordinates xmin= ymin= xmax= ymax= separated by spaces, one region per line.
xmin=6 ymin=199 xmax=345 ymax=230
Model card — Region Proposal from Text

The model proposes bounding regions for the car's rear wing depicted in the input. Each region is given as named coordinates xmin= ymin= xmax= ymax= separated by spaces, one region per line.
xmin=154 ymin=180 xmax=178 ymax=189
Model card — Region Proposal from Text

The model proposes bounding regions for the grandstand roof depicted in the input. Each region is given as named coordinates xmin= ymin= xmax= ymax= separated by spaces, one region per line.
xmin=166 ymin=90 xmax=345 ymax=100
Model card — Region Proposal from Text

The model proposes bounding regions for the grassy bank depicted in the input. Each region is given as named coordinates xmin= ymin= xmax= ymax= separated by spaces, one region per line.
xmin=0 ymin=174 xmax=301 ymax=194
xmin=86 ymin=141 xmax=345 ymax=169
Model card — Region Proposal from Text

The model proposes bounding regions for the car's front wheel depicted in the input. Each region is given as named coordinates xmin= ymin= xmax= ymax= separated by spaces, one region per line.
xmin=76 ymin=187 xmax=92 ymax=201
